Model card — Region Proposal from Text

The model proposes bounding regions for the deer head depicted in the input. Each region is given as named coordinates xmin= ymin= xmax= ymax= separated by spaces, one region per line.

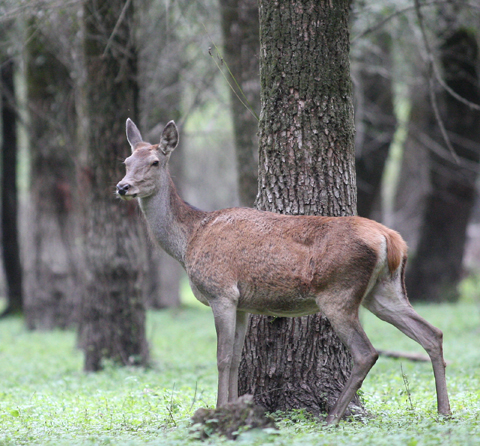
xmin=116 ymin=119 xmax=179 ymax=200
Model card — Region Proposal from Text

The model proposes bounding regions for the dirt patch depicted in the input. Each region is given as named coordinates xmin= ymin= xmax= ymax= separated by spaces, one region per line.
xmin=191 ymin=395 xmax=277 ymax=440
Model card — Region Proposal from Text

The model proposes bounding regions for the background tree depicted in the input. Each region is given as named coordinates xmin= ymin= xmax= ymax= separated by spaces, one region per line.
xmin=239 ymin=0 xmax=361 ymax=417
xmin=353 ymin=32 xmax=396 ymax=219
xmin=137 ymin=1 xmax=185 ymax=309
xmin=23 ymin=13 xmax=80 ymax=329
xmin=77 ymin=0 xmax=149 ymax=371
xmin=405 ymin=24 xmax=480 ymax=302
xmin=0 ymin=48 xmax=23 ymax=317
xmin=219 ymin=0 xmax=260 ymax=207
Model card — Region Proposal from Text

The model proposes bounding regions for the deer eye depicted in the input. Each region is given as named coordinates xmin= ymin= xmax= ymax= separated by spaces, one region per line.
xmin=151 ymin=160 xmax=159 ymax=166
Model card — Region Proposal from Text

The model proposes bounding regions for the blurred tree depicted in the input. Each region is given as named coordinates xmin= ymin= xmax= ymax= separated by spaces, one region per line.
xmin=354 ymin=32 xmax=396 ymax=219
xmin=238 ymin=0 xmax=361 ymax=417
xmin=391 ymin=77 xmax=431 ymax=251
xmin=23 ymin=15 xmax=80 ymax=329
xmin=219 ymin=0 xmax=260 ymax=206
xmin=0 ymin=54 xmax=23 ymax=317
xmin=78 ymin=0 xmax=149 ymax=370
xmin=137 ymin=1 xmax=186 ymax=309
xmin=406 ymin=25 xmax=480 ymax=302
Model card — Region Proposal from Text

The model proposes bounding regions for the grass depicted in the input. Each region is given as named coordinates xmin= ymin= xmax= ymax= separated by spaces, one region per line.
xmin=1 ymin=290 xmax=480 ymax=445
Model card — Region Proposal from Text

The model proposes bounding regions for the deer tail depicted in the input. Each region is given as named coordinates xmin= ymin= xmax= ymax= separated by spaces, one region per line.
xmin=384 ymin=229 xmax=408 ymax=274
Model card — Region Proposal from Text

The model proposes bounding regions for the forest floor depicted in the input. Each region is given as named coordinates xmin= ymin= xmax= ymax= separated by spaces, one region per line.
xmin=1 ymin=281 xmax=480 ymax=446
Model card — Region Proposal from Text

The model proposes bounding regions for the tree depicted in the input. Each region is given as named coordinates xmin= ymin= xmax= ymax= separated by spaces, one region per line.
xmin=391 ymin=78 xmax=431 ymax=251
xmin=0 ymin=54 xmax=23 ymax=317
xmin=219 ymin=0 xmax=260 ymax=206
xmin=354 ymin=32 xmax=396 ymax=219
xmin=238 ymin=0 xmax=361 ymax=416
xmin=78 ymin=0 xmax=149 ymax=370
xmin=23 ymin=14 xmax=80 ymax=329
xmin=136 ymin=1 xmax=187 ymax=309
xmin=405 ymin=27 xmax=480 ymax=302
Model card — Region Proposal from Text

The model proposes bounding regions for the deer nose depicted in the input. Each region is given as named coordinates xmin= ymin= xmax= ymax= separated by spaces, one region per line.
xmin=116 ymin=183 xmax=130 ymax=196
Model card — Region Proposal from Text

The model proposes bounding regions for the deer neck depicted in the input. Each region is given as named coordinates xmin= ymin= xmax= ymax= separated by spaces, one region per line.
xmin=139 ymin=174 xmax=205 ymax=266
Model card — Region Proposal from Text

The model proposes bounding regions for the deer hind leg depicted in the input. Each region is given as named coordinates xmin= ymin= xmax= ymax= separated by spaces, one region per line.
xmin=362 ymin=278 xmax=451 ymax=417
xmin=318 ymin=295 xmax=379 ymax=425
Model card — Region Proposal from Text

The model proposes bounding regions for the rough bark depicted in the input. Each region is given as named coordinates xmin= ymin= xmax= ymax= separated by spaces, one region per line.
xmin=23 ymin=22 xmax=79 ymax=329
xmin=354 ymin=33 xmax=396 ymax=220
xmin=0 ymin=57 xmax=23 ymax=317
xmin=219 ymin=0 xmax=260 ymax=207
xmin=406 ymin=29 xmax=480 ymax=302
xmin=78 ymin=0 xmax=149 ymax=370
xmin=238 ymin=0 xmax=361 ymax=417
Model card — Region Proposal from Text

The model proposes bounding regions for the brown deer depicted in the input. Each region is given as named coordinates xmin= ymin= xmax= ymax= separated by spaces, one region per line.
xmin=116 ymin=119 xmax=451 ymax=425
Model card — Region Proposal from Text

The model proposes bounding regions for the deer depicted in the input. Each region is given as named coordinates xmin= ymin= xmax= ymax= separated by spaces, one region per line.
xmin=116 ymin=119 xmax=451 ymax=425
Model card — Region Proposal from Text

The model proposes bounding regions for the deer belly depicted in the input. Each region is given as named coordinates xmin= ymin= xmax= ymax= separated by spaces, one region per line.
xmin=237 ymin=283 xmax=319 ymax=317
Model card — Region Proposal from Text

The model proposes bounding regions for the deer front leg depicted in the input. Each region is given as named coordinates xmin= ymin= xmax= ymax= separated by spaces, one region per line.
xmin=228 ymin=311 xmax=249 ymax=402
xmin=211 ymin=300 xmax=238 ymax=408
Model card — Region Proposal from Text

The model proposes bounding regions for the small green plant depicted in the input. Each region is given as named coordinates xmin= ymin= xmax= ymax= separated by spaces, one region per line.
xmin=401 ymin=364 xmax=415 ymax=412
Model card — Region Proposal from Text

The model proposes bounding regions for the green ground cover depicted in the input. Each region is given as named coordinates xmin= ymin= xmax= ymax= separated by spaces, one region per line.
xmin=1 ymin=289 xmax=479 ymax=445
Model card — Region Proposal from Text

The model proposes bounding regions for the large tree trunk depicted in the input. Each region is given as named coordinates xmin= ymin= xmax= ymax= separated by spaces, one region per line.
xmin=23 ymin=21 xmax=79 ymax=329
xmin=219 ymin=0 xmax=260 ymax=207
xmin=78 ymin=0 xmax=149 ymax=371
xmin=238 ymin=0 xmax=361 ymax=417
xmin=406 ymin=29 xmax=480 ymax=302
xmin=354 ymin=33 xmax=396 ymax=220
xmin=0 ymin=57 xmax=23 ymax=317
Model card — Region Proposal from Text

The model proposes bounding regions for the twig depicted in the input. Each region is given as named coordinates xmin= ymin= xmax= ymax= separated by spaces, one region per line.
xmin=203 ymin=24 xmax=259 ymax=122
xmin=378 ymin=349 xmax=452 ymax=365
xmin=378 ymin=349 xmax=430 ymax=362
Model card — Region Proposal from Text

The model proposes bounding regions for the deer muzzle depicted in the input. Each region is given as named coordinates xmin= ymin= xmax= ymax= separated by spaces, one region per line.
xmin=116 ymin=182 xmax=137 ymax=200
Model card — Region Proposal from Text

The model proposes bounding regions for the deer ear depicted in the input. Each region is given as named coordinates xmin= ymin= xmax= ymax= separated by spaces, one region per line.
xmin=126 ymin=118 xmax=143 ymax=151
xmin=159 ymin=121 xmax=179 ymax=155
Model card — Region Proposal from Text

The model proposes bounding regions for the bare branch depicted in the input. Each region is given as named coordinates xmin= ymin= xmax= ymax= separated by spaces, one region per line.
xmin=0 ymin=0 xmax=80 ymax=23
xmin=414 ymin=0 xmax=460 ymax=164
xmin=103 ymin=0 xmax=132 ymax=57
xmin=352 ymin=1 xmax=480 ymax=43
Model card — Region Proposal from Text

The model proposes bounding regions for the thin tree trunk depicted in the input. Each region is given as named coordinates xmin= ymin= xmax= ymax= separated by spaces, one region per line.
xmin=391 ymin=80 xmax=431 ymax=251
xmin=239 ymin=0 xmax=361 ymax=417
xmin=0 ymin=58 xmax=23 ymax=317
xmin=406 ymin=29 xmax=480 ymax=302
xmin=78 ymin=0 xmax=149 ymax=370
xmin=354 ymin=33 xmax=396 ymax=219
xmin=219 ymin=0 xmax=260 ymax=207
xmin=136 ymin=3 xmax=188 ymax=309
